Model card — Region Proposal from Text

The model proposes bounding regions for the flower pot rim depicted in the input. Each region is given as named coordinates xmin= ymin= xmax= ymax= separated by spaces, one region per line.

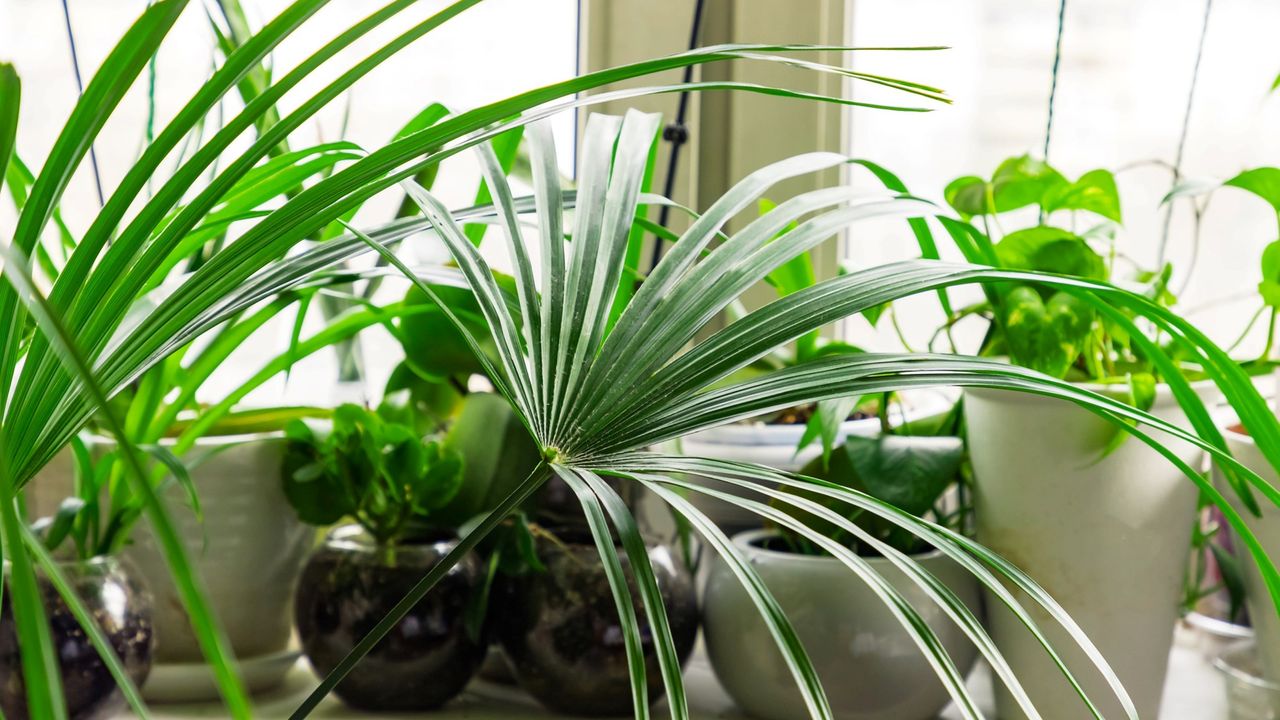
xmin=965 ymin=377 xmax=1218 ymax=407
xmin=730 ymin=528 xmax=944 ymax=568
xmin=322 ymin=522 xmax=459 ymax=553
xmin=2 ymin=553 xmax=123 ymax=575
xmin=1212 ymin=640 xmax=1280 ymax=692
xmin=83 ymin=429 xmax=284 ymax=449
xmin=682 ymin=388 xmax=954 ymax=447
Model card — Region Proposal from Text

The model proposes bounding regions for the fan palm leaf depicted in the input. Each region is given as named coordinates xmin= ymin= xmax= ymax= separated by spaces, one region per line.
xmin=1 ymin=1 xmax=951 ymax=714
xmin=343 ymin=109 xmax=1280 ymax=720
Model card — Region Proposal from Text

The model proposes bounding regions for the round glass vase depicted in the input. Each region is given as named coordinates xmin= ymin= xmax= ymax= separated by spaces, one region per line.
xmin=494 ymin=528 xmax=699 ymax=716
xmin=294 ymin=524 xmax=486 ymax=711
xmin=0 ymin=555 xmax=155 ymax=720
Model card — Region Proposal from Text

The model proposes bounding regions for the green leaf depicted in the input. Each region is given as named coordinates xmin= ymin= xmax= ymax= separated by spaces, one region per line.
xmin=797 ymin=396 xmax=857 ymax=466
xmin=1044 ymin=169 xmax=1122 ymax=223
xmin=794 ymin=434 xmax=962 ymax=551
xmin=945 ymin=155 xmax=1068 ymax=216
xmin=1260 ymin=240 xmax=1280 ymax=308
xmin=995 ymin=226 xmax=1107 ymax=279
xmin=1002 ymin=286 xmax=1095 ymax=378
xmin=435 ymin=393 xmax=541 ymax=527
xmin=943 ymin=175 xmax=988 ymax=216
xmin=1226 ymin=167 xmax=1280 ymax=214
xmin=399 ymin=283 xmax=494 ymax=380
xmin=36 ymin=497 xmax=87 ymax=552
xmin=0 ymin=64 xmax=18 ymax=200
xmin=990 ymin=155 xmax=1068 ymax=213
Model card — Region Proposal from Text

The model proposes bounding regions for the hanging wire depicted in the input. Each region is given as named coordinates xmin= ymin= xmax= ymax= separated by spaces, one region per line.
xmin=1041 ymin=0 xmax=1069 ymax=163
xmin=58 ymin=0 xmax=106 ymax=208
xmin=1155 ymin=0 xmax=1213 ymax=270
xmin=647 ymin=0 xmax=708 ymax=272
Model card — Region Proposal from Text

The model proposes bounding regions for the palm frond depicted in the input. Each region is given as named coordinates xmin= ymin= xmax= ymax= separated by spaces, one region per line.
xmin=352 ymin=111 xmax=1280 ymax=719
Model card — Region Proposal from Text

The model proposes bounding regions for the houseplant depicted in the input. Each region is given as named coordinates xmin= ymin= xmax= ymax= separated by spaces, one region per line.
xmin=1174 ymin=167 xmax=1280 ymax=684
xmin=0 ymin=444 xmax=157 ymax=720
xmin=8 ymin=3 xmax=1280 ymax=719
xmin=322 ymin=108 xmax=1280 ymax=720
xmin=281 ymin=403 xmax=484 ymax=711
xmin=1 ymin=1 xmax=955 ymax=715
xmin=934 ymin=154 xmax=1215 ymax=718
xmin=492 ymin=522 xmax=700 ymax=716
xmin=703 ymin=415 xmax=980 ymax=720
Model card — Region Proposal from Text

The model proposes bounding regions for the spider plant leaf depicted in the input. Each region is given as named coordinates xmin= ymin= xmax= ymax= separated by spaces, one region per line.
xmin=0 ymin=460 xmax=66 ymax=720
xmin=555 ymin=467 xmax=651 ymax=720
xmin=638 ymin=479 xmax=833 ymax=720
xmin=577 ymin=469 xmax=689 ymax=720
xmin=2 ymin=0 xmax=192 ymax=418
xmin=0 ymin=242 xmax=253 ymax=717
xmin=290 ymin=462 xmax=550 ymax=720
xmin=0 ymin=63 xmax=17 ymax=198
xmin=173 ymin=299 xmax=431 ymax=451
xmin=21 ymin=525 xmax=151 ymax=719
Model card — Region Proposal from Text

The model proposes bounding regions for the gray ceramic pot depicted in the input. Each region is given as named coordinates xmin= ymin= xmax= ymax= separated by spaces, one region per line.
xmin=704 ymin=529 xmax=981 ymax=720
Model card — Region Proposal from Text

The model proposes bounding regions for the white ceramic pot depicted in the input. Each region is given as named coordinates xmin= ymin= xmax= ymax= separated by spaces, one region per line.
xmin=675 ymin=391 xmax=951 ymax=534
xmin=1214 ymin=422 xmax=1280 ymax=683
xmin=965 ymin=382 xmax=1213 ymax=719
xmin=703 ymin=529 xmax=980 ymax=720
xmin=117 ymin=433 xmax=314 ymax=667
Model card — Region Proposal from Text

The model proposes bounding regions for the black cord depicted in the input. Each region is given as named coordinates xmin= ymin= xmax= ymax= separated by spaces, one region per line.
xmin=647 ymin=0 xmax=707 ymax=273
xmin=59 ymin=0 xmax=106 ymax=208
xmin=1042 ymin=0 xmax=1068 ymax=164
xmin=1156 ymin=0 xmax=1213 ymax=269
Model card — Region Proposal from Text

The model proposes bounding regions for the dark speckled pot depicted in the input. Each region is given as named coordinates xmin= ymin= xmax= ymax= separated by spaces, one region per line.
xmin=0 ymin=556 xmax=154 ymax=720
xmin=294 ymin=525 xmax=485 ymax=711
xmin=495 ymin=531 xmax=699 ymax=716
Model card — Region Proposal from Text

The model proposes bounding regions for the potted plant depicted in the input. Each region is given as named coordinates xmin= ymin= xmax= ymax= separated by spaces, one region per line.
xmin=7 ymin=4 xmax=1280 ymax=717
xmin=1177 ymin=166 xmax=1280 ymax=684
xmin=703 ymin=412 xmax=980 ymax=720
xmin=928 ymin=153 xmax=1218 ymax=718
xmin=1 ymin=439 xmax=157 ymax=720
xmin=315 ymin=109 xmax=1280 ymax=720
xmin=282 ymin=402 xmax=483 ymax=711
xmin=491 ymin=521 xmax=700 ymax=716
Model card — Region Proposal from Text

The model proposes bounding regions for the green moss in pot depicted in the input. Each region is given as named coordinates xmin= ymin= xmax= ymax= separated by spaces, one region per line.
xmin=284 ymin=404 xmax=484 ymax=711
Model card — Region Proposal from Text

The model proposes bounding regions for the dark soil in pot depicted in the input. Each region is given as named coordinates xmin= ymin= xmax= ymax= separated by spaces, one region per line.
xmin=0 ymin=556 xmax=154 ymax=720
xmin=294 ymin=524 xmax=486 ymax=711
xmin=494 ymin=530 xmax=699 ymax=716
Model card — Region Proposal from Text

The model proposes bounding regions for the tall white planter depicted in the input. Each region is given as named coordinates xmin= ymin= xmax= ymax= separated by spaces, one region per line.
xmin=1214 ymin=423 xmax=1280 ymax=682
xmin=119 ymin=433 xmax=313 ymax=666
xmin=965 ymin=382 xmax=1212 ymax=719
